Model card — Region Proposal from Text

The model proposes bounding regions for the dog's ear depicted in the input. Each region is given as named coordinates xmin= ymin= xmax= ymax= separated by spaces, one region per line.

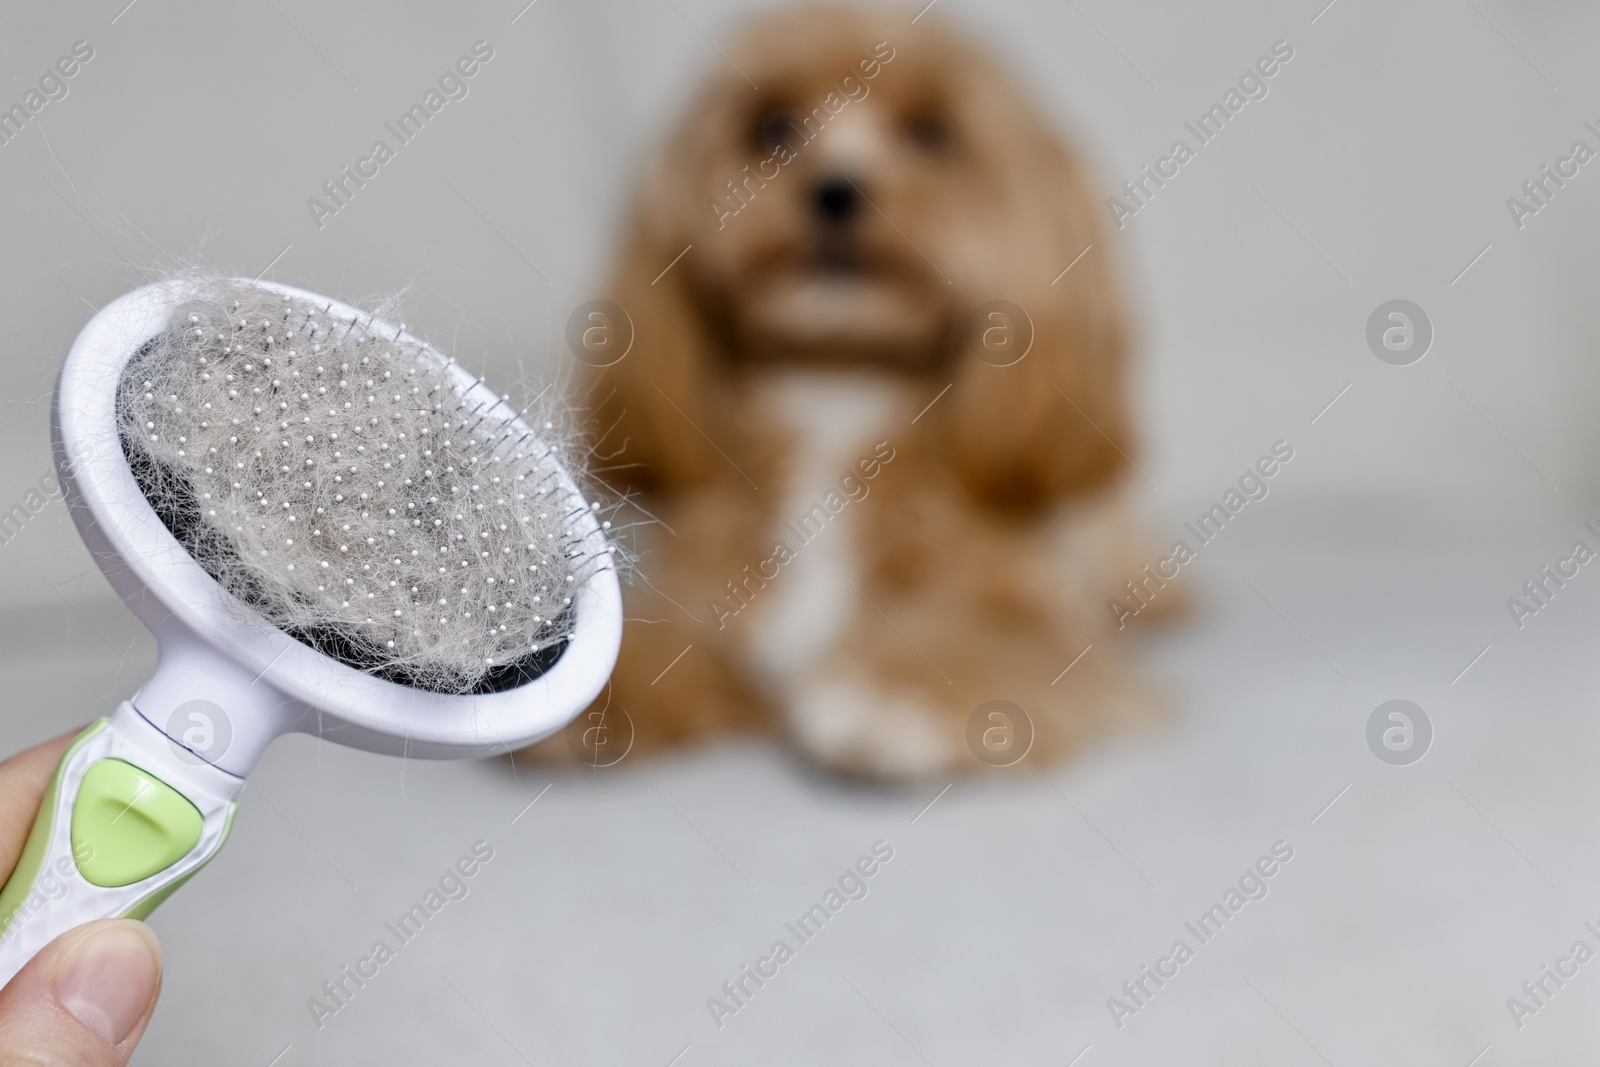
xmin=938 ymin=111 xmax=1133 ymax=511
xmin=586 ymin=236 xmax=715 ymax=494
xmin=584 ymin=72 xmax=748 ymax=495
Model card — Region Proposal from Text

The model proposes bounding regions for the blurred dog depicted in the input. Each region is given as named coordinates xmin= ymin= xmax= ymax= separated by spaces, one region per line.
xmin=558 ymin=4 xmax=1162 ymax=778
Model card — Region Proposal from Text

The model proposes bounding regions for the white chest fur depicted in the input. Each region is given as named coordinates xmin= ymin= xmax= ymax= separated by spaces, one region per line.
xmin=742 ymin=370 xmax=903 ymax=689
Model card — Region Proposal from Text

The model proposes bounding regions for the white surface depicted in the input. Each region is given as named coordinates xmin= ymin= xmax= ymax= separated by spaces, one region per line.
xmin=1 ymin=507 xmax=1593 ymax=1064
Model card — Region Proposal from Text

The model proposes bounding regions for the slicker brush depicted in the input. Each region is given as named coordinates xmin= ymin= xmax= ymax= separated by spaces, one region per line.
xmin=0 ymin=275 xmax=621 ymax=985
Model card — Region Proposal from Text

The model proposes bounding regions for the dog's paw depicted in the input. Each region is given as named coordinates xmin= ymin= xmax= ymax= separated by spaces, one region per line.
xmin=784 ymin=677 xmax=960 ymax=781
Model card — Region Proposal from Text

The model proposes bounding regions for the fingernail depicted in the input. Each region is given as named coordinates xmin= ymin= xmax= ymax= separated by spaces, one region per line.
xmin=53 ymin=921 xmax=161 ymax=1046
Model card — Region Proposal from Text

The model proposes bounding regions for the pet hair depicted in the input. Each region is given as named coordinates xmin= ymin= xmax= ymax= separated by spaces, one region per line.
xmin=118 ymin=276 xmax=611 ymax=694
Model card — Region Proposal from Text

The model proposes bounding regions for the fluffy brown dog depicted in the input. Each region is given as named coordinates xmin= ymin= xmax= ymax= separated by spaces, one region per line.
xmin=555 ymin=5 xmax=1163 ymax=778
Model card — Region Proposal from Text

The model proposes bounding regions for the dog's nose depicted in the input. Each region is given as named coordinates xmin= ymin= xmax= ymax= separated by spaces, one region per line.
xmin=813 ymin=178 xmax=861 ymax=224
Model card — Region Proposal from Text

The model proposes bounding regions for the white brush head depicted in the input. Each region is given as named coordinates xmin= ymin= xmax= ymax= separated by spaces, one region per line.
xmin=53 ymin=277 xmax=621 ymax=773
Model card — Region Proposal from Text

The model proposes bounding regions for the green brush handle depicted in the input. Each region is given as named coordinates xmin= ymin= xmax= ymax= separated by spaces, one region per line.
xmin=0 ymin=704 xmax=242 ymax=986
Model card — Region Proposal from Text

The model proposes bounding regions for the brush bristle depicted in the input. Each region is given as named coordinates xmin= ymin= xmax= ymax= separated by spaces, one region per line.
xmin=117 ymin=278 xmax=607 ymax=694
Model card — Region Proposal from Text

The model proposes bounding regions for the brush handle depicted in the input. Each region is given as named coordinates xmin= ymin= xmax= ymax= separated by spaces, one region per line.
xmin=0 ymin=703 xmax=243 ymax=987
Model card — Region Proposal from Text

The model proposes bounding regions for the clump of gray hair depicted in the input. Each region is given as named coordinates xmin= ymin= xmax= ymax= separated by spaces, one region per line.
xmin=118 ymin=277 xmax=608 ymax=694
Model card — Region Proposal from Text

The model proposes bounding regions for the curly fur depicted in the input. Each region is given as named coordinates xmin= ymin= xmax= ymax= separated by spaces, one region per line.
xmin=540 ymin=5 xmax=1165 ymax=777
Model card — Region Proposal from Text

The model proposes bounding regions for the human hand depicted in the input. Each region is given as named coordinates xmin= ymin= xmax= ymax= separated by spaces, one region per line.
xmin=0 ymin=731 xmax=162 ymax=1064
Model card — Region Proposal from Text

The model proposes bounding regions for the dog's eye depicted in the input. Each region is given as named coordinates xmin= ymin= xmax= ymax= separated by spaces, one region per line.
xmin=906 ymin=111 xmax=952 ymax=155
xmin=753 ymin=108 xmax=798 ymax=153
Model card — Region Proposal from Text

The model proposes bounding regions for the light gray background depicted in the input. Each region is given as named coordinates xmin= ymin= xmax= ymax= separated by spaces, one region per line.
xmin=0 ymin=0 xmax=1597 ymax=1063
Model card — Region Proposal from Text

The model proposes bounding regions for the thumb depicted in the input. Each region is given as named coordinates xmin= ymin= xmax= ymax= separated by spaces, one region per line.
xmin=0 ymin=919 xmax=162 ymax=1064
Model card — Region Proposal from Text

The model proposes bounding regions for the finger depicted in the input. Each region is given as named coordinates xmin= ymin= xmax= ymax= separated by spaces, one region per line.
xmin=0 ymin=731 xmax=78 ymax=879
xmin=0 ymin=919 xmax=162 ymax=1064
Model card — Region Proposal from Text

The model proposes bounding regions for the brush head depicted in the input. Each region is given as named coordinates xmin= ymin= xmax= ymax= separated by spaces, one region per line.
xmin=116 ymin=278 xmax=606 ymax=695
